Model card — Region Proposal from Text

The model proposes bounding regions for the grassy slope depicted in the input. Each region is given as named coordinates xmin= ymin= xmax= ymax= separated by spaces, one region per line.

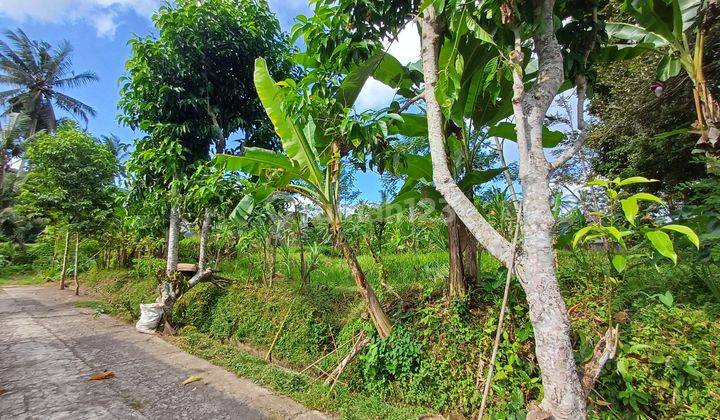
xmin=74 ymin=250 xmax=720 ymax=419
xmin=0 ymin=271 xmax=49 ymax=286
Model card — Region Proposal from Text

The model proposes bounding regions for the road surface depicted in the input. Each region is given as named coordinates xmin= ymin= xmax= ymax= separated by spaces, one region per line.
xmin=0 ymin=284 xmax=327 ymax=419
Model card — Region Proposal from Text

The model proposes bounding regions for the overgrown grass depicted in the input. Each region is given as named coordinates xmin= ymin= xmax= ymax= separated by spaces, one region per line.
xmin=168 ymin=326 xmax=428 ymax=419
xmin=0 ymin=271 xmax=48 ymax=286
xmin=71 ymin=249 xmax=720 ymax=419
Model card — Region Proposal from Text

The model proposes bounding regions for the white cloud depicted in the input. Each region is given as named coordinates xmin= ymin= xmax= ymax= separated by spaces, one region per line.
xmin=355 ymin=77 xmax=398 ymax=112
xmin=0 ymin=0 xmax=161 ymax=39
xmin=355 ymin=24 xmax=421 ymax=111
xmin=387 ymin=23 xmax=421 ymax=65
xmin=91 ymin=11 xmax=120 ymax=38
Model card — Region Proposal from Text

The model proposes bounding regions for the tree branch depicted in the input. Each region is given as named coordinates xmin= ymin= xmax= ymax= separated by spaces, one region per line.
xmin=397 ymin=92 xmax=425 ymax=113
xmin=550 ymin=75 xmax=589 ymax=172
xmin=420 ymin=7 xmax=517 ymax=272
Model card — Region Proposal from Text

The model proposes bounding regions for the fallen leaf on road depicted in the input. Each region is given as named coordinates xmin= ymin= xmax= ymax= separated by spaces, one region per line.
xmin=0 ymin=387 xmax=6 ymax=396
xmin=89 ymin=371 xmax=115 ymax=381
xmin=182 ymin=375 xmax=202 ymax=385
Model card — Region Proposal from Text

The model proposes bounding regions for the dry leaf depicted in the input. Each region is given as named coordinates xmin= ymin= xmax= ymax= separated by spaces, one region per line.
xmin=89 ymin=371 xmax=115 ymax=381
xmin=0 ymin=387 xmax=6 ymax=396
xmin=182 ymin=375 xmax=202 ymax=385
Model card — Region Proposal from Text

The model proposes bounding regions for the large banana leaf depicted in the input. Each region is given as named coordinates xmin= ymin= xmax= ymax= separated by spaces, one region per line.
xmin=457 ymin=167 xmax=506 ymax=191
xmin=216 ymin=148 xmax=298 ymax=175
xmin=254 ymin=58 xmax=324 ymax=186
xmin=596 ymin=43 xmax=657 ymax=63
xmin=335 ymin=52 xmax=404 ymax=109
xmin=389 ymin=113 xmax=428 ymax=137
xmin=622 ymin=0 xmax=702 ymax=44
xmin=605 ymin=22 xmax=670 ymax=48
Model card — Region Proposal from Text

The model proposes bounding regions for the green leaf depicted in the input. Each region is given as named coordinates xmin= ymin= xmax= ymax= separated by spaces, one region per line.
xmin=389 ymin=113 xmax=428 ymax=137
xmin=230 ymin=195 xmax=255 ymax=221
xmin=646 ymin=230 xmax=677 ymax=264
xmin=586 ymin=179 xmax=609 ymax=188
xmin=336 ymin=52 xmax=404 ymax=108
xmin=616 ymin=176 xmax=659 ymax=187
xmin=457 ymin=167 xmax=505 ymax=191
xmin=621 ymin=197 xmax=639 ymax=226
xmin=657 ymin=291 xmax=674 ymax=308
xmin=657 ymin=55 xmax=682 ymax=81
xmin=402 ymin=154 xmax=434 ymax=181
xmin=628 ymin=192 xmax=663 ymax=204
xmin=661 ymin=224 xmax=700 ymax=249
xmin=605 ymin=226 xmax=628 ymax=250
xmin=678 ymin=0 xmax=702 ymax=32
xmin=254 ymin=58 xmax=323 ymax=186
xmin=605 ymin=22 xmax=669 ymax=48
xmin=487 ymin=122 xmax=565 ymax=148
xmin=612 ymin=254 xmax=628 ymax=273
xmin=217 ymin=149 xmax=296 ymax=175
xmin=573 ymin=225 xmax=598 ymax=249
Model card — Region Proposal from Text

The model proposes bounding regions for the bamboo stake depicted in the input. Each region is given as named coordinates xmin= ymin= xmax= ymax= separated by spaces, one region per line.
xmin=477 ymin=206 xmax=522 ymax=419
xmin=265 ymin=300 xmax=294 ymax=362
xmin=300 ymin=335 xmax=357 ymax=375
xmin=324 ymin=332 xmax=370 ymax=390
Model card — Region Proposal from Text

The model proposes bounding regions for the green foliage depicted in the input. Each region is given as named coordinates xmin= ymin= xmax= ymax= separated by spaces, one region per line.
xmin=574 ymin=176 xmax=699 ymax=270
xmin=18 ymin=122 xmax=118 ymax=230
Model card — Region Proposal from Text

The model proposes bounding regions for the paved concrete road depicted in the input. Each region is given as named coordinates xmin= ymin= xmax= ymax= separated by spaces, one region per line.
xmin=0 ymin=285 xmax=328 ymax=420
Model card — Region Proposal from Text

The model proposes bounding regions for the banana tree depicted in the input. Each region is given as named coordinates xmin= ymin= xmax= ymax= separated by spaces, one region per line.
xmin=607 ymin=0 xmax=720 ymax=154
xmin=218 ymin=56 xmax=404 ymax=338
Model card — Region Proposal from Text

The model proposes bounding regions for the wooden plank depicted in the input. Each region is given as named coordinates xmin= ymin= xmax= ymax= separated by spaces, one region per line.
xmin=176 ymin=263 xmax=198 ymax=273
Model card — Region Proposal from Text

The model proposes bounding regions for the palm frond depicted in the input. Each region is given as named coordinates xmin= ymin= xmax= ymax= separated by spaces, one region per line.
xmin=52 ymin=91 xmax=96 ymax=124
xmin=54 ymin=71 xmax=99 ymax=89
xmin=0 ymin=39 xmax=33 ymax=77
xmin=43 ymin=40 xmax=73 ymax=81
xmin=1 ymin=112 xmax=31 ymax=150
xmin=4 ymin=29 xmax=41 ymax=76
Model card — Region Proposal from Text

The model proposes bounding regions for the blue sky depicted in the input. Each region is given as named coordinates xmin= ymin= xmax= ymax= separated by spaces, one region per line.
xmin=0 ymin=0 xmax=526 ymax=202
xmin=0 ymin=0 xmax=392 ymax=200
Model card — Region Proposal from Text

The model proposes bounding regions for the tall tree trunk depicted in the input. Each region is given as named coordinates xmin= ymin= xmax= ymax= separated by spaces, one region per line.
xmin=520 ymin=172 xmax=585 ymax=418
xmin=161 ymin=205 xmax=181 ymax=334
xmin=446 ymin=206 xmax=478 ymax=298
xmin=73 ymin=232 xmax=80 ymax=296
xmin=60 ymin=230 xmax=69 ymax=290
xmin=335 ymin=227 xmax=392 ymax=339
xmin=198 ymin=212 xmax=211 ymax=271
xmin=0 ymin=153 xmax=6 ymax=195
xmin=446 ymin=207 xmax=467 ymax=298
xmin=166 ymin=206 xmax=180 ymax=277
xmin=420 ymin=4 xmax=586 ymax=418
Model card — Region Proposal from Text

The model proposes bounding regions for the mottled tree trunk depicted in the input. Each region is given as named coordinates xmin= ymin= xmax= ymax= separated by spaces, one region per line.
xmin=420 ymin=3 xmax=587 ymax=418
xmin=520 ymin=171 xmax=585 ymax=418
xmin=60 ymin=230 xmax=69 ymax=290
xmin=161 ymin=205 xmax=181 ymax=334
xmin=198 ymin=212 xmax=211 ymax=271
xmin=165 ymin=206 xmax=180 ymax=277
xmin=73 ymin=232 xmax=80 ymax=296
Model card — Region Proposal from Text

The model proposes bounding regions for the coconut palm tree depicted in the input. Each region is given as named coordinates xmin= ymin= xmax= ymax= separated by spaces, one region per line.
xmin=0 ymin=112 xmax=31 ymax=194
xmin=0 ymin=28 xmax=98 ymax=136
